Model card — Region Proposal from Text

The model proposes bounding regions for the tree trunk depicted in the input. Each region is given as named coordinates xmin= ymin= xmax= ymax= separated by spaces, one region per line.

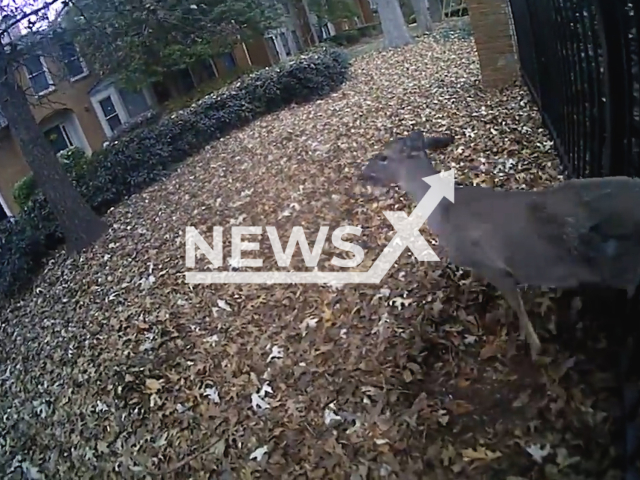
xmin=411 ymin=0 xmax=433 ymax=33
xmin=0 ymin=48 xmax=108 ymax=254
xmin=376 ymin=0 xmax=415 ymax=48
xmin=429 ymin=0 xmax=443 ymax=22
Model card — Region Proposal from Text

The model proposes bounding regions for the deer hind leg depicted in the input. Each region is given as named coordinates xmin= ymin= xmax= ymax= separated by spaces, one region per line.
xmin=484 ymin=270 xmax=541 ymax=360
xmin=504 ymin=287 xmax=541 ymax=359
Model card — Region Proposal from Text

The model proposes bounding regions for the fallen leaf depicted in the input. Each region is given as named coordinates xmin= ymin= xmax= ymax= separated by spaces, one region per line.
xmin=267 ymin=345 xmax=284 ymax=362
xmin=555 ymin=447 xmax=580 ymax=469
xmin=205 ymin=387 xmax=220 ymax=403
xmin=441 ymin=443 xmax=456 ymax=466
xmin=144 ymin=378 xmax=162 ymax=394
xmin=526 ymin=444 xmax=551 ymax=463
xmin=389 ymin=297 xmax=413 ymax=309
xmin=249 ymin=445 xmax=269 ymax=461
xmin=479 ymin=342 xmax=501 ymax=359
xmin=445 ymin=399 xmax=474 ymax=415
xmin=461 ymin=447 xmax=502 ymax=461
xmin=217 ymin=299 xmax=232 ymax=311
xmin=324 ymin=406 xmax=342 ymax=426
xmin=251 ymin=394 xmax=270 ymax=411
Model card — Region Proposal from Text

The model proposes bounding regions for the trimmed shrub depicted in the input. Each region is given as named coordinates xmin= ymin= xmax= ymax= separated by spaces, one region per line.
xmin=12 ymin=147 xmax=92 ymax=210
xmin=322 ymin=29 xmax=362 ymax=47
xmin=163 ymin=65 xmax=262 ymax=114
xmin=108 ymin=110 xmax=162 ymax=144
xmin=11 ymin=176 xmax=36 ymax=212
xmin=0 ymin=45 xmax=350 ymax=303
xmin=356 ymin=23 xmax=383 ymax=38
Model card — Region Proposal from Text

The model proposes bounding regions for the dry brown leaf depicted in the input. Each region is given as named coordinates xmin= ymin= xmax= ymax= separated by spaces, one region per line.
xmin=144 ymin=378 xmax=163 ymax=394
xmin=479 ymin=341 xmax=501 ymax=359
xmin=445 ymin=399 xmax=474 ymax=415
xmin=461 ymin=447 xmax=503 ymax=461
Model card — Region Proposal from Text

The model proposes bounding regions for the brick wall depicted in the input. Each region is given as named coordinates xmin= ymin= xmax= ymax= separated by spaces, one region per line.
xmin=466 ymin=0 xmax=519 ymax=89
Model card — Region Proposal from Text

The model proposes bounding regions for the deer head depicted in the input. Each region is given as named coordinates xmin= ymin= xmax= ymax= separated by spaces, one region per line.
xmin=361 ymin=131 xmax=453 ymax=200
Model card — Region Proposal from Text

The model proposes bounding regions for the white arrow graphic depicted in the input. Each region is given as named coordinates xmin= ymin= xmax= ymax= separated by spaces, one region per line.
xmin=185 ymin=170 xmax=455 ymax=284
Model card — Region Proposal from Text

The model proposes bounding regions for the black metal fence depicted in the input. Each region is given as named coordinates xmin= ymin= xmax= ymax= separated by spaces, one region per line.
xmin=508 ymin=0 xmax=640 ymax=179
xmin=507 ymin=2 xmax=640 ymax=476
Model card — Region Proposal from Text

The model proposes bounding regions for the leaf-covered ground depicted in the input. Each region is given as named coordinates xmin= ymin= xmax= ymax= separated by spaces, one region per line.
xmin=0 ymin=31 xmax=633 ymax=479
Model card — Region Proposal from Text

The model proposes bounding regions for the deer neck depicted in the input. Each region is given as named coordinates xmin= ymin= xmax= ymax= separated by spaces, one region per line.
xmin=400 ymin=175 xmax=448 ymax=236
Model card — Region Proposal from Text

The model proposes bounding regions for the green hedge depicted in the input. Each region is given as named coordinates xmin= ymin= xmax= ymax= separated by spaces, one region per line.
xmin=0 ymin=45 xmax=350 ymax=302
xmin=13 ymin=146 xmax=91 ymax=210
xmin=321 ymin=23 xmax=383 ymax=47
xmin=163 ymin=65 xmax=262 ymax=114
xmin=322 ymin=29 xmax=362 ymax=47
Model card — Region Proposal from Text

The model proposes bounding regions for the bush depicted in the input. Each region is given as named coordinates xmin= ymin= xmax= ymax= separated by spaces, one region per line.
xmin=355 ymin=23 xmax=383 ymax=38
xmin=0 ymin=45 xmax=351 ymax=303
xmin=322 ymin=29 xmax=362 ymax=47
xmin=12 ymin=147 xmax=92 ymax=210
xmin=163 ymin=65 xmax=262 ymax=114
xmin=108 ymin=110 xmax=162 ymax=144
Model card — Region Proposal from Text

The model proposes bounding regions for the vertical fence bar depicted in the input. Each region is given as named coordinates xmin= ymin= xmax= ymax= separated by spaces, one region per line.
xmin=593 ymin=0 xmax=626 ymax=177
xmin=556 ymin=0 xmax=579 ymax=177
xmin=582 ymin=2 xmax=607 ymax=177
xmin=631 ymin=1 xmax=640 ymax=177
xmin=508 ymin=0 xmax=540 ymax=104
xmin=574 ymin=0 xmax=594 ymax=177
xmin=551 ymin=0 xmax=573 ymax=177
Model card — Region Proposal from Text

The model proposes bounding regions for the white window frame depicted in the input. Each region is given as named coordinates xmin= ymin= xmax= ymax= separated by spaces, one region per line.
xmin=184 ymin=66 xmax=198 ymax=88
xmin=43 ymin=123 xmax=73 ymax=151
xmin=91 ymin=86 xmax=129 ymax=138
xmin=25 ymin=55 xmax=55 ymax=97
xmin=278 ymin=31 xmax=292 ymax=57
xmin=60 ymin=41 xmax=89 ymax=82
xmin=264 ymin=34 xmax=281 ymax=63
xmin=201 ymin=58 xmax=219 ymax=80
xmin=289 ymin=29 xmax=303 ymax=53
xmin=320 ymin=22 xmax=335 ymax=40
xmin=40 ymin=111 xmax=92 ymax=156
xmin=0 ymin=189 xmax=14 ymax=219
xmin=241 ymin=43 xmax=253 ymax=66
xmin=91 ymin=85 xmax=154 ymax=138
xmin=267 ymin=28 xmax=294 ymax=60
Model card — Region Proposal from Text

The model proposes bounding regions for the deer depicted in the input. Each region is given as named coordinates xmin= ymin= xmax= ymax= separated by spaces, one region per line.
xmin=360 ymin=130 xmax=640 ymax=360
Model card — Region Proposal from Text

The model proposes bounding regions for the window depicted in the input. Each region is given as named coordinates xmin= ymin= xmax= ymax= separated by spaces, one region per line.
xmin=220 ymin=52 xmax=236 ymax=70
xmin=176 ymin=67 xmax=196 ymax=95
xmin=119 ymin=88 xmax=151 ymax=119
xmin=98 ymin=96 xmax=123 ymax=133
xmin=92 ymin=85 xmax=154 ymax=137
xmin=24 ymin=55 xmax=52 ymax=95
xmin=321 ymin=23 xmax=332 ymax=40
xmin=59 ymin=41 xmax=88 ymax=80
xmin=201 ymin=58 xmax=218 ymax=81
xmin=291 ymin=30 xmax=303 ymax=52
xmin=265 ymin=37 xmax=280 ymax=63
xmin=279 ymin=32 xmax=291 ymax=56
xmin=43 ymin=123 xmax=74 ymax=154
